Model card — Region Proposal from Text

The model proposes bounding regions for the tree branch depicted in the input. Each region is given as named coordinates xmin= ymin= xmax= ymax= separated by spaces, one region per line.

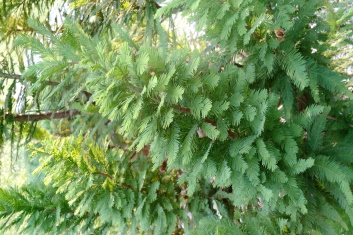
xmin=0 ymin=73 xmax=60 ymax=85
xmin=126 ymin=85 xmax=238 ymax=139
xmin=94 ymin=171 xmax=113 ymax=179
xmin=1 ymin=110 xmax=80 ymax=122
xmin=326 ymin=115 xmax=353 ymax=129
xmin=0 ymin=73 xmax=21 ymax=79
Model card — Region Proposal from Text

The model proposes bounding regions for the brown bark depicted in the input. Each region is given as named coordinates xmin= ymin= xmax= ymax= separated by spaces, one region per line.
xmin=2 ymin=110 xmax=80 ymax=122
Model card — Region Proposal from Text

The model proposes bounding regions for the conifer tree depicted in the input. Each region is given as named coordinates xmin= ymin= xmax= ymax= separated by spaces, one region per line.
xmin=1 ymin=0 xmax=353 ymax=234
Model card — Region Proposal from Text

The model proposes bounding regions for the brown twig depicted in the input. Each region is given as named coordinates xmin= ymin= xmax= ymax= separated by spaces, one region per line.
xmin=126 ymin=84 xmax=237 ymax=139
xmin=1 ymin=110 xmax=80 ymax=122
xmin=94 ymin=172 xmax=113 ymax=180
xmin=326 ymin=115 xmax=353 ymax=129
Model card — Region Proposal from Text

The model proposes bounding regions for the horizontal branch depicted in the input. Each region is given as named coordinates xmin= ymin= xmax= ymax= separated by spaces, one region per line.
xmin=0 ymin=73 xmax=60 ymax=85
xmin=45 ymin=209 xmax=90 ymax=216
xmin=127 ymin=84 xmax=237 ymax=139
xmin=94 ymin=172 xmax=113 ymax=179
xmin=326 ymin=115 xmax=353 ymax=129
xmin=0 ymin=73 xmax=21 ymax=79
xmin=1 ymin=110 xmax=80 ymax=122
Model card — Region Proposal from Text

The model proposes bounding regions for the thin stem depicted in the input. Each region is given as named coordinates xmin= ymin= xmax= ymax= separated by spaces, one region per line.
xmin=0 ymin=73 xmax=21 ymax=79
xmin=94 ymin=171 xmax=113 ymax=180
xmin=1 ymin=110 xmax=80 ymax=122
xmin=326 ymin=115 xmax=353 ymax=129
xmin=126 ymin=84 xmax=238 ymax=139
xmin=0 ymin=73 xmax=60 ymax=85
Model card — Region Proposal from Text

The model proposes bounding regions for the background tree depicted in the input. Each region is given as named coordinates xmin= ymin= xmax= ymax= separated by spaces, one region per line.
xmin=1 ymin=0 xmax=353 ymax=234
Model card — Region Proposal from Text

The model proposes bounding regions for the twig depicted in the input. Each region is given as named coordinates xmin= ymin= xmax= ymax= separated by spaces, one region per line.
xmin=94 ymin=172 xmax=113 ymax=179
xmin=326 ymin=115 xmax=353 ymax=129
xmin=0 ymin=73 xmax=22 ymax=79
xmin=0 ymin=73 xmax=60 ymax=85
xmin=126 ymin=84 xmax=238 ymax=139
xmin=1 ymin=110 xmax=80 ymax=122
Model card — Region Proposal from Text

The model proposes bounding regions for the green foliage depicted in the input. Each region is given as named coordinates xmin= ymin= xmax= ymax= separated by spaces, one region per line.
xmin=1 ymin=0 xmax=353 ymax=234
xmin=0 ymin=137 xmax=185 ymax=234
xmin=190 ymin=216 xmax=244 ymax=235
